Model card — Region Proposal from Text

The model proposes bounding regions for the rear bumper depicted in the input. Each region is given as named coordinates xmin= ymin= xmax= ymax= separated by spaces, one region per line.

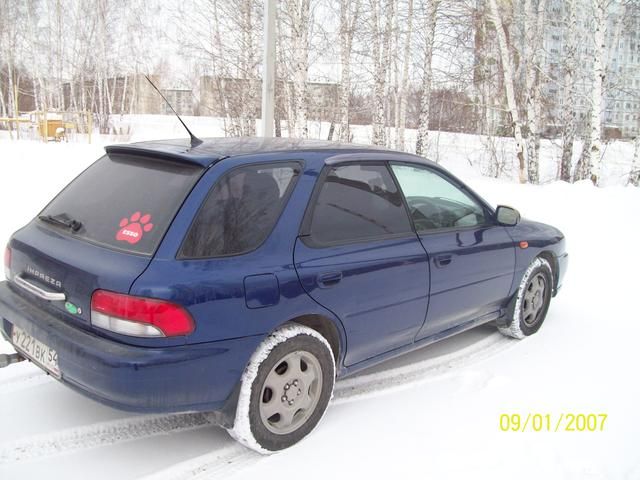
xmin=0 ymin=281 xmax=261 ymax=426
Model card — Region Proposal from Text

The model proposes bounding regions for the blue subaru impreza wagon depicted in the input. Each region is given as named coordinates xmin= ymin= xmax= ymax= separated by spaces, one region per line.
xmin=0 ymin=137 xmax=567 ymax=452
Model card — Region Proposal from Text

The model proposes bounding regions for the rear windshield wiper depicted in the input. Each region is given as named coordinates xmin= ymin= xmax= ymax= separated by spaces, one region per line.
xmin=38 ymin=213 xmax=83 ymax=232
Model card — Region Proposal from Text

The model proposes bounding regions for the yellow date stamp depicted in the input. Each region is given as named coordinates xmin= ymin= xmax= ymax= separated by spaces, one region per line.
xmin=499 ymin=413 xmax=608 ymax=432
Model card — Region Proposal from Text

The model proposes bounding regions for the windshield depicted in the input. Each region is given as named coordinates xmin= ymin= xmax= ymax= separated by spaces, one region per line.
xmin=39 ymin=153 xmax=202 ymax=255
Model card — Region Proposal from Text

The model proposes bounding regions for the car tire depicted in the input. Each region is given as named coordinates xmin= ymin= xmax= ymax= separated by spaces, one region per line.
xmin=227 ymin=324 xmax=335 ymax=454
xmin=498 ymin=257 xmax=553 ymax=339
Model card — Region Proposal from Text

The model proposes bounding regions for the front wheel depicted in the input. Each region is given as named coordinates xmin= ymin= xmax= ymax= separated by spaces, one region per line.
xmin=228 ymin=324 xmax=335 ymax=453
xmin=498 ymin=257 xmax=553 ymax=339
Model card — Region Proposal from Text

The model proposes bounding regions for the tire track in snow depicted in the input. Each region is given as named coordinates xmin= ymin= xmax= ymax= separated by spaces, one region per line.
xmin=0 ymin=330 xmax=513 ymax=470
xmin=333 ymin=331 xmax=514 ymax=403
xmin=139 ymin=445 xmax=259 ymax=480
xmin=0 ymin=413 xmax=214 ymax=465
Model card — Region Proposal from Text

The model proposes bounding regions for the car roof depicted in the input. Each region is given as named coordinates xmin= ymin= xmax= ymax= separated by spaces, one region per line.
xmin=104 ymin=137 xmax=410 ymax=168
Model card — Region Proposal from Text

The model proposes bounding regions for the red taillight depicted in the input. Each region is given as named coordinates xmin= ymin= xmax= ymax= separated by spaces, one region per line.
xmin=3 ymin=245 xmax=11 ymax=280
xmin=90 ymin=290 xmax=194 ymax=337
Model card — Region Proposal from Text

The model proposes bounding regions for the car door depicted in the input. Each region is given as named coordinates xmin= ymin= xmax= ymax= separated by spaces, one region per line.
xmin=294 ymin=162 xmax=430 ymax=366
xmin=390 ymin=163 xmax=516 ymax=340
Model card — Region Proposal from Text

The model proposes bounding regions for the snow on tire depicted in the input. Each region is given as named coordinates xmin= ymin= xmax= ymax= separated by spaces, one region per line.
xmin=499 ymin=257 xmax=553 ymax=339
xmin=228 ymin=324 xmax=335 ymax=454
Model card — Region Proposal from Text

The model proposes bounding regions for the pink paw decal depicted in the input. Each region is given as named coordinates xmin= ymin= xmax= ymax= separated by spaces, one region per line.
xmin=116 ymin=212 xmax=153 ymax=245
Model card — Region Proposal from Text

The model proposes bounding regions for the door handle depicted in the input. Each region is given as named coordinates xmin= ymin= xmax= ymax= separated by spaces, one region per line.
xmin=317 ymin=271 xmax=343 ymax=288
xmin=433 ymin=254 xmax=452 ymax=268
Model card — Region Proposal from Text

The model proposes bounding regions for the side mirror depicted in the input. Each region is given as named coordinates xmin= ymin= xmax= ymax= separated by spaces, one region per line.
xmin=496 ymin=205 xmax=520 ymax=226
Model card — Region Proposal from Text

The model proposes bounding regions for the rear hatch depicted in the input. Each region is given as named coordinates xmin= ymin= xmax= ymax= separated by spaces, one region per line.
xmin=6 ymin=152 xmax=203 ymax=344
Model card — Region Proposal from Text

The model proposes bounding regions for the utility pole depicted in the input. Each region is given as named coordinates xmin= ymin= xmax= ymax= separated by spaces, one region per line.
xmin=261 ymin=0 xmax=276 ymax=137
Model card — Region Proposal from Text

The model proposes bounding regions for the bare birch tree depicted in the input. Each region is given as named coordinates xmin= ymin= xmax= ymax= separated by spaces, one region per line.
xmin=488 ymin=0 xmax=527 ymax=183
xmin=522 ymin=0 xmax=546 ymax=184
xmin=370 ymin=0 xmax=396 ymax=145
xmin=472 ymin=0 xmax=501 ymax=137
xmin=415 ymin=0 xmax=438 ymax=156
xmin=395 ymin=0 xmax=413 ymax=151
xmin=575 ymin=0 xmax=606 ymax=184
xmin=281 ymin=0 xmax=312 ymax=138
xmin=337 ymin=0 xmax=361 ymax=142
xmin=560 ymin=0 xmax=578 ymax=182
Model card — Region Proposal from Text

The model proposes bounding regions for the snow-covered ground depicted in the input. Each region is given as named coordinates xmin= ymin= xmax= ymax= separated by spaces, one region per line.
xmin=0 ymin=123 xmax=639 ymax=479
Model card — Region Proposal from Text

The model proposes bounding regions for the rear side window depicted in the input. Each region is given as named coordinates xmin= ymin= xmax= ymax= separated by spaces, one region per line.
xmin=306 ymin=164 xmax=413 ymax=245
xmin=180 ymin=162 xmax=300 ymax=258
xmin=39 ymin=154 xmax=202 ymax=255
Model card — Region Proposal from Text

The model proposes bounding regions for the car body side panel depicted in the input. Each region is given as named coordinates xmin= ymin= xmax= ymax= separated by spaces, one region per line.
xmin=415 ymin=225 xmax=516 ymax=339
xmin=294 ymin=235 xmax=430 ymax=366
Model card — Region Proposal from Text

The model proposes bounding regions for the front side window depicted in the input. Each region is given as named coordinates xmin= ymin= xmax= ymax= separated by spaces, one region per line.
xmin=306 ymin=164 xmax=413 ymax=245
xmin=180 ymin=162 xmax=300 ymax=258
xmin=391 ymin=164 xmax=487 ymax=232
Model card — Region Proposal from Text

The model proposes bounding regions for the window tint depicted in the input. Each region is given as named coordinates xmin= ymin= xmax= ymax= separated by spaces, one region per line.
xmin=180 ymin=163 xmax=299 ymax=258
xmin=391 ymin=164 xmax=487 ymax=231
xmin=40 ymin=154 xmax=202 ymax=255
xmin=308 ymin=164 xmax=412 ymax=245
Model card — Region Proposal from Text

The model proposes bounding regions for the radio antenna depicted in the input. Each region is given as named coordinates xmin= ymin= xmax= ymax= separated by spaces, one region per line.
xmin=144 ymin=75 xmax=202 ymax=147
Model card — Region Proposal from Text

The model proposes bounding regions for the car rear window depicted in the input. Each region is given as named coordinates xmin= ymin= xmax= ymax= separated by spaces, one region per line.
xmin=179 ymin=162 xmax=300 ymax=258
xmin=39 ymin=154 xmax=202 ymax=255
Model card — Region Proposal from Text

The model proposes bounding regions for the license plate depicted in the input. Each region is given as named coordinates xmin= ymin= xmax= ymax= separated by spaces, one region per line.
xmin=11 ymin=326 xmax=60 ymax=377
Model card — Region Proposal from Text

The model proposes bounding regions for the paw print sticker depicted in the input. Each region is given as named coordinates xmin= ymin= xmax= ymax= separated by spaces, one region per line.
xmin=116 ymin=212 xmax=154 ymax=245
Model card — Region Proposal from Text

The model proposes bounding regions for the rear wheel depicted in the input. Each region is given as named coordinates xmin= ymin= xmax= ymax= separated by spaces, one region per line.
xmin=228 ymin=324 xmax=335 ymax=453
xmin=499 ymin=257 xmax=553 ymax=339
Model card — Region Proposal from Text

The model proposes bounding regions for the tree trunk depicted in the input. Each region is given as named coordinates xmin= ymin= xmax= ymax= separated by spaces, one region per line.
xmin=560 ymin=0 xmax=577 ymax=182
xmin=0 ymin=81 xmax=7 ymax=120
xmin=579 ymin=0 xmax=606 ymax=185
xmin=392 ymin=8 xmax=400 ymax=148
xmin=241 ymin=0 xmax=258 ymax=136
xmin=120 ymin=74 xmax=128 ymax=116
xmin=338 ymin=0 xmax=361 ymax=142
xmin=275 ymin=115 xmax=282 ymax=137
xmin=276 ymin=10 xmax=296 ymax=136
xmin=371 ymin=0 xmax=395 ymax=146
xmin=6 ymin=64 xmax=15 ymax=140
xmin=371 ymin=0 xmax=384 ymax=145
xmin=488 ymin=0 xmax=527 ymax=184
xmin=629 ymin=136 xmax=640 ymax=187
xmin=128 ymin=73 xmax=137 ymax=115
xmin=290 ymin=0 xmax=311 ymax=138
xmin=415 ymin=0 xmax=437 ymax=156
xmin=14 ymin=76 xmax=21 ymax=139
xmin=327 ymin=121 xmax=335 ymax=141
xmin=524 ymin=0 xmax=546 ymax=184
xmin=396 ymin=0 xmax=413 ymax=151
xmin=575 ymin=113 xmax=592 ymax=181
